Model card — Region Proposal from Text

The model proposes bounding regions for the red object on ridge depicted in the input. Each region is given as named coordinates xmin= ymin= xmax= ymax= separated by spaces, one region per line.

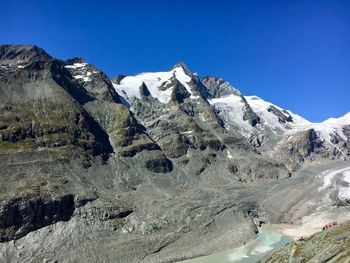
xmin=322 ymin=221 xmax=337 ymax=230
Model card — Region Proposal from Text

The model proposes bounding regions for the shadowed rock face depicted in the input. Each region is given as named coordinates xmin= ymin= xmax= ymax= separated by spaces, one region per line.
xmin=170 ymin=80 xmax=191 ymax=104
xmin=145 ymin=157 xmax=173 ymax=173
xmin=242 ymin=97 xmax=261 ymax=126
xmin=202 ymin=76 xmax=261 ymax=127
xmin=139 ymin=82 xmax=151 ymax=97
xmin=63 ymin=56 xmax=170 ymax=167
xmin=267 ymin=105 xmax=293 ymax=123
xmin=0 ymin=45 xmax=51 ymax=65
xmin=201 ymin=76 xmax=241 ymax=98
xmin=273 ymin=129 xmax=331 ymax=171
xmin=0 ymin=194 xmax=75 ymax=242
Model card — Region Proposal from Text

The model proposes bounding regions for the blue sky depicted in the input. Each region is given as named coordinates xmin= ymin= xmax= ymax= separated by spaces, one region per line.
xmin=2 ymin=0 xmax=349 ymax=121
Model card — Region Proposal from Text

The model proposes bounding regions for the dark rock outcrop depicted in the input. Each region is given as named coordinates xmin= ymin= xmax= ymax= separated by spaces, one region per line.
xmin=201 ymin=76 xmax=241 ymax=98
xmin=273 ymin=129 xmax=329 ymax=171
xmin=267 ymin=105 xmax=293 ymax=123
xmin=145 ymin=156 xmax=173 ymax=173
xmin=170 ymin=80 xmax=191 ymax=104
xmin=139 ymin=82 xmax=151 ymax=97
xmin=0 ymin=194 xmax=75 ymax=242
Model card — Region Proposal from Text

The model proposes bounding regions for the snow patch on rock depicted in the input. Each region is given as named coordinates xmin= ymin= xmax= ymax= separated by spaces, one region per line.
xmin=210 ymin=94 xmax=255 ymax=136
xmin=64 ymin=63 xmax=87 ymax=69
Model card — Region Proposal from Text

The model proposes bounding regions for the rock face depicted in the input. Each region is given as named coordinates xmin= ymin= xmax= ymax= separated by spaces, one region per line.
xmin=267 ymin=105 xmax=293 ymax=123
xmin=0 ymin=46 xmax=113 ymax=161
xmin=259 ymin=220 xmax=350 ymax=263
xmin=202 ymin=76 xmax=241 ymax=98
xmin=0 ymin=45 xmax=171 ymax=243
xmin=0 ymin=194 xmax=75 ymax=242
xmin=273 ymin=129 xmax=328 ymax=171
xmin=0 ymin=45 xmax=349 ymax=263
xmin=272 ymin=127 xmax=350 ymax=171
xmin=63 ymin=57 xmax=168 ymax=164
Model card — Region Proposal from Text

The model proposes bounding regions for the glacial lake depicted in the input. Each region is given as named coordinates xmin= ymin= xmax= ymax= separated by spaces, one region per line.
xmin=179 ymin=230 xmax=293 ymax=263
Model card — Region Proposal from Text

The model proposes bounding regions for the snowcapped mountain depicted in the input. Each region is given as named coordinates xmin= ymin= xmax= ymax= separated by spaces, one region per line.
xmin=112 ymin=63 xmax=201 ymax=106
xmin=244 ymin=96 xmax=310 ymax=129
xmin=1 ymin=45 xmax=350 ymax=263
xmin=110 ymin=64 xmax=350 ymax=171
xmin=209 ymin=85 xmax=350 ymax=148
xmin=110 ymin=62 xmax=253 ymax=163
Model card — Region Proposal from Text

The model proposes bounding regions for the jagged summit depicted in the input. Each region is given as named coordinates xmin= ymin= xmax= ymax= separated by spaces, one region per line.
xmin=172 ymin=60 xmax=193 ymax=76
xmin=172 ymin=60 xmax=189 ymax=69
xmin=0 ymin=44 xmax=51 ymax=63
xmin=139 ymin=82 xmax=151 ymax=97
xmin=202 ymin=76 xmax=241 ymax=98
xmin=112 ymin=62 xmax=197 ymax=104
xmin=65 ymin=57 xmax=86 ymax=64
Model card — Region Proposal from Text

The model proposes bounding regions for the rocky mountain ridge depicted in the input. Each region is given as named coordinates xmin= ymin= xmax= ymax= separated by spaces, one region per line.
xmin=0 ymin=44 xmax=349 ymax=263
xmin=111 ymin=60 xmax=350 ymax=171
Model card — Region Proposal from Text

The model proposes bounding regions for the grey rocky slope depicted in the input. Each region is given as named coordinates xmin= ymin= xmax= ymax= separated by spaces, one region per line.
xmin=0 ymin=44 xmax=349 ymax=263
xmin=258 ymin=220 xmax=350 ymax=263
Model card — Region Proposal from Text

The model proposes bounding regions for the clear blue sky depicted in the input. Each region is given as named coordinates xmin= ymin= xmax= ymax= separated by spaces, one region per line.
xmin=2 ymin=0 xmax=349 ymax=121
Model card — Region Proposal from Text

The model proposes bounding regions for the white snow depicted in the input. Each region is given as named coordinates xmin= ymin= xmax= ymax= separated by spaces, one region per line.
xmin=244 ymin=96 xmax=350 ymax=144
xmin=245 ymin=95 xmax=309 ymax=133
xmin=209 ymin=94 xmax=311 ymax=138
xmin=227 ymin=150 xmax=234 ymax=159
xmin=209 ymin=94 xmax=255 ymax=136
xmin=64 ymin=63 xmax=95 ymax=82
xmin=292 ymin=113 xmax=350 ymax=144
xmin=64 ymin=63 xmax=87 ymax=69
xmin=17 ymin=65 xmax=25 ymax=68
xmin=112 ymin=66 xmax=195 ymax=104
xmin=73 ymin=75 xmax=91 ymax=82
xmin=323 ymin=112 xmax=350 ymax=125
xmin=318 ymin=166 xmax=350 ymax=201
xmin=307 ymin=112 xmax=350 ymax=143
xmin=180 ymin=130 xmax=193 ymax=135
xmin=73 ymin=74 xmax=85 ymax=79
xmin=111 ymin=65 xmax=349 ymax=146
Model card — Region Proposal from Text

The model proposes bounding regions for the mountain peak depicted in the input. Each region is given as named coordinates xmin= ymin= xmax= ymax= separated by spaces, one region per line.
xmin=65 ymin=57 xmax=86 ymax=64
xmin=0 ymin=44 xmax=51 ymax=63
xmin=172 ymin=61 xmax=192 ymax=76
xmin=323 ymin=111 xmax=350 ymax=125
